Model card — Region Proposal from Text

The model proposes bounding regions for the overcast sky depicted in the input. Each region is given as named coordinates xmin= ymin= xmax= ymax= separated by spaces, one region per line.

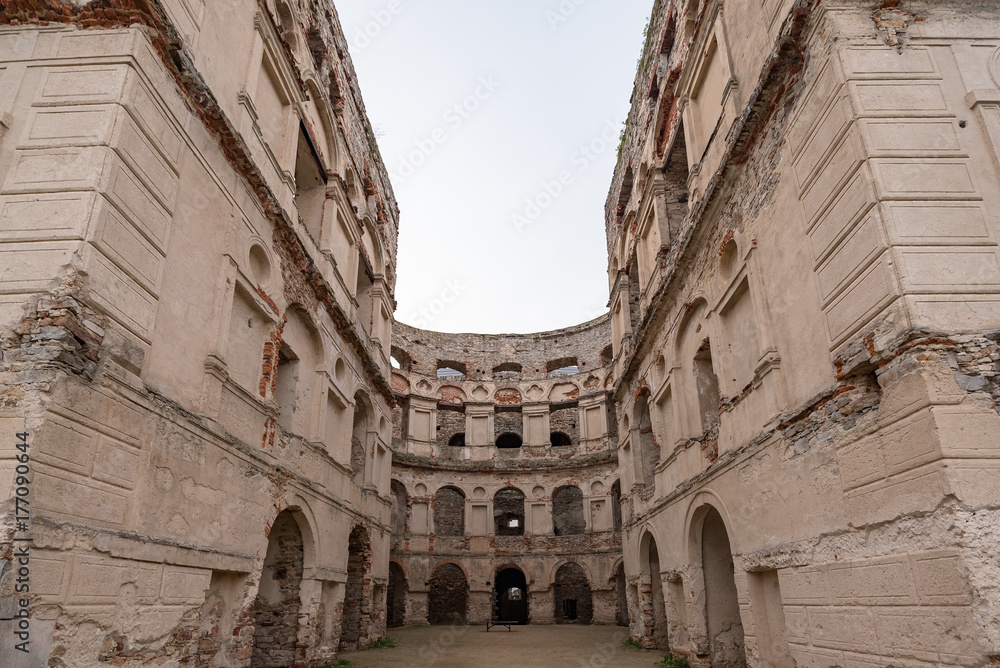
xmin=336 ymin=0 xmax=651 ymax=334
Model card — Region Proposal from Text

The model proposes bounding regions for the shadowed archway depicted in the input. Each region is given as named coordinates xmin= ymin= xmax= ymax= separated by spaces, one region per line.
xmin=494 ymin=567 xmax=529 ymax=625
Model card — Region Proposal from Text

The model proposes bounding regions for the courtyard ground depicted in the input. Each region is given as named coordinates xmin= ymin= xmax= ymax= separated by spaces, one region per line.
xmin=335 ymin=624 xmax=665 ymax=667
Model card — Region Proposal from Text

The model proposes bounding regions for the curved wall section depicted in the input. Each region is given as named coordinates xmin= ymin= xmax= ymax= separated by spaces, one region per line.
xmin=388 ymin=317 xmax=626 ymax=625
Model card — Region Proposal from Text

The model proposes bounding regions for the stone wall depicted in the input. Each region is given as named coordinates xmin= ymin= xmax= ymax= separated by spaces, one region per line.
xmin=0 ymin=1 xmax=396 ymax=664
xmin=251 ymin=513 xmax=304 ymax=667
xmin=390 ymin=318 xmax=622 ymax=626
xmin=606 ymin=0 xmax=1000 ymax=665
xmin=428 ymin=564 xmax=469 ymax=625
xmin=433 ymin=487 xmax=466 ymax=537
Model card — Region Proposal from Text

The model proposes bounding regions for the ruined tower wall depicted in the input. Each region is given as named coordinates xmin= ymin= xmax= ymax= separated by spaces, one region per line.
xmin=389 ymin=318 xmax=625 ymax=625
xmin=0 ymin=1 xmax=398 ymax=665
xmin=607 ymin=0 xmax=1000 ymax=666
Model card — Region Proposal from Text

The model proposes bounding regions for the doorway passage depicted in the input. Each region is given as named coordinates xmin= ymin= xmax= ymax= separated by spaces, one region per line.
xmin=494 ymin=568 xmax=529 ymax=624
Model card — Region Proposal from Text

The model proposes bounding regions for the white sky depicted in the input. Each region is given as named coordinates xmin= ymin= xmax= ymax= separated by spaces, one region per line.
xmin=337 ymin=0 xmax=652 ymax=334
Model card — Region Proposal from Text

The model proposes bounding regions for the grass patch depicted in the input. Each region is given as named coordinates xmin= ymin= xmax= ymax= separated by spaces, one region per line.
xmin=621 ymin=636 xmax=645 ymax=650
xmin=658 ymin=654 xmax=691 ymax=668
xmin=320 ymin=661 xmax=351 ymax=668
xmin=368 ymin=637 xmax=399 ymax=650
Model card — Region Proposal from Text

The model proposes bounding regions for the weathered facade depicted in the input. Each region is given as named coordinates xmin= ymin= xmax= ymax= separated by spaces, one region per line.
xmin=0 ymin=1 xmax=398 ymax=666
xmin=2 ymin=0 xmax=1000 ymax=667
xmin=387 ymin=320 xmax=624 ymax=626
xmin=608 ymin=0 xmax=1000 ymax=666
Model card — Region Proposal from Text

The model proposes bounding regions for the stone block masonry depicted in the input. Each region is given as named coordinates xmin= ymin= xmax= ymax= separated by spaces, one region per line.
xmin=2 ymin=0 xmax=1000 ymax=666
xmin=0 ymin=0 xmax=398 ymax=665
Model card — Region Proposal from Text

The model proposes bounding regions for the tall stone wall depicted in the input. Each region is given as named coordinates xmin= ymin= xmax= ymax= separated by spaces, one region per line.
xmin=0 ymin=1 xmax=397 ymax=665
xmin=389 ymin=319 xmax=622 ymax=626
xmin=607 ymin=0 xmax=1000 ymax=666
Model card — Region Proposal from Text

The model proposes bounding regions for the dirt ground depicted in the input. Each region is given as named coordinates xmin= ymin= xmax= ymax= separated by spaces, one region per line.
xmin=335 ymin=624 xmax=665 ymax=667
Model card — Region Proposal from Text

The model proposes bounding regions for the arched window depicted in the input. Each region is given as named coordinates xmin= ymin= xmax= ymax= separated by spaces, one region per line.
xmin=552 ymin=486 xmax=585 ymax=536
xmin=494 ymin=487 xmax=525 ymax=536
xmin=448 ymin=433 xmax=466 ymax=447
xmin=550 ymin=432 xmax=573 ymax=447
xmin=436 ymin=360 xmax=467 ymax=380
xmin=548 ymin=356 xmax=579 ymax=376
xmin=496 ymin=432 xmax=522 ymax=449
xmin=433 ymin=486 xmax=465 ymax=537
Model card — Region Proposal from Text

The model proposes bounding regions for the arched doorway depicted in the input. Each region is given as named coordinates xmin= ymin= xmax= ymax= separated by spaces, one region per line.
xmin=614 ymin=563 xmax=629 ymax=627
xmin=494 ymin=567 xmax=529 ymax=624
xmin=340 ymin=526 xmax=371 ymax=651
xmin=553 ymin=563 xmax=593 ymax=624
xmin=387 ymin=562 xmax=407 ymax=628
xmin=251 ymin=511 xmax=304 ymax=667
xmin=702 ymin=508 xmax=746 ymax=667
xmin=428 ymin=563 xmax=468 ymax=625
xmin=641 ymin=532 xmax=670 ymax=650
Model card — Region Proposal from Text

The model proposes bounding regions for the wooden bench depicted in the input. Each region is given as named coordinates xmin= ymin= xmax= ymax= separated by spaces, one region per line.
xmin=486 ymin=620 xmax=514 ymax=632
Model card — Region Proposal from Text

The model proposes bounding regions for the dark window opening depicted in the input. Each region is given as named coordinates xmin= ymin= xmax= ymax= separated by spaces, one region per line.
xmin=550 ymin=432 xmax=573 ymax=447
xmin=390 ymin=346 xmax=412 ymax=372
xmin=496 ymin=432 xmax=522 ymax=449
xmin=492 ymin=362 xmax=522 ymax=373
xmin=547 ymin=356 xmax=580 ymax=376
xmin=494 ymin=487 xmax=525 ymax=536
xmin=448 ymin=433 xmax=466 ymax=447
xmin=494 ymin=568 xmax=529 ymax=625
xmin=436 ymin=360 xmax=467 ymax=379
